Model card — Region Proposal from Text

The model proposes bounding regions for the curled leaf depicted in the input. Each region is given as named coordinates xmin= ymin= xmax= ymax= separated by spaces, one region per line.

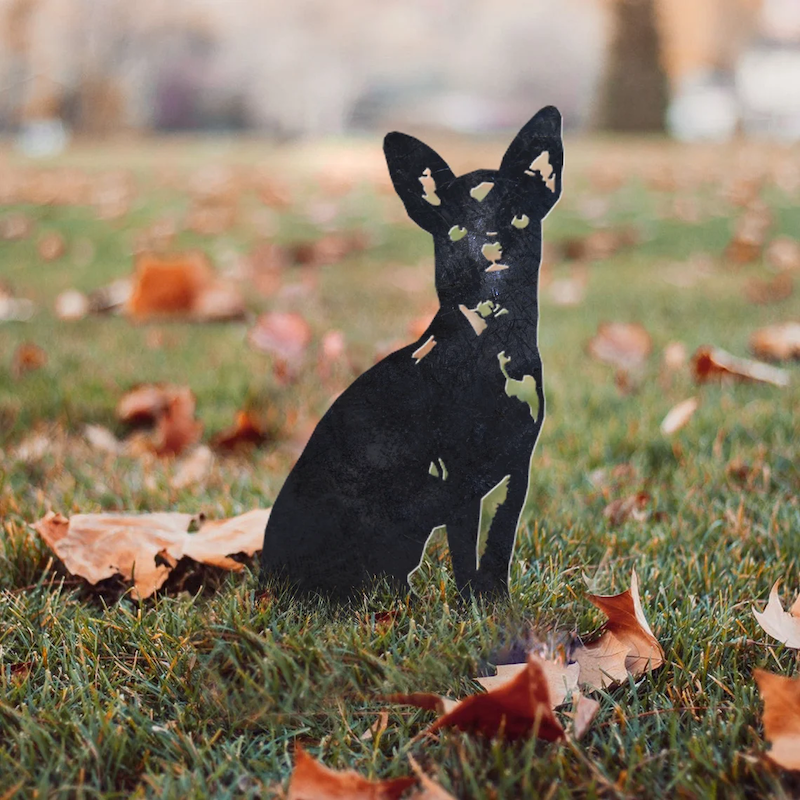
xmin=753 ymin=581 xmax=800 ymax=649
xmin=691 ymin=345 xmax=790 ymax=387
xmin=580 ymin=569 xmax=664 ymax=678
xmin=393 ymin=656 xmax=565 ymax=742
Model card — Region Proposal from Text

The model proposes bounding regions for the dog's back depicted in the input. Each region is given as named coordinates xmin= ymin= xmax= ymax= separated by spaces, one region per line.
xmin=262 ymin=107 xmax=563 ymax=600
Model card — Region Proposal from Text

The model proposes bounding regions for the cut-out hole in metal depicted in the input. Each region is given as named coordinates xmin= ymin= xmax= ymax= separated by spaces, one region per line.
xmin=412 ymin=335 xmax=437 ymax=363
xmin=481 ymin=242 xmax=502 ymax=264
xmin=498 ymin=351 xmax=540 ymax=418
xmin=419 ymin=168 xmax=441 ymax=206
xmin=459 ymin=304 xmax=487 ymax=336
xmin=448 ymin=225 xmax=467 ymax=242
xmin=524 ymin=151 xmax=556 ymax=193
xmin=511 ymin=214 xmax=530 ymax=229
xmin=470 ymin=181 xmax=494 ymax=201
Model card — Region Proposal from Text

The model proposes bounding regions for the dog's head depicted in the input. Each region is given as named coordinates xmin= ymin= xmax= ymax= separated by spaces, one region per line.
xmin=384 ymin=106 xmax=563 ymax=307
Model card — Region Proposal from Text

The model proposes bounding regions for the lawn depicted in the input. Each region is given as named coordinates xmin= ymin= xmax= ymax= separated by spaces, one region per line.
xmin=0 ymin=132 xmax=799 ymax=798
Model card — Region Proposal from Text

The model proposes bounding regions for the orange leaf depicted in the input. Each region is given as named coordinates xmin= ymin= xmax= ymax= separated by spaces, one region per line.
xmin=211 ymin=410 xmax=268 ymax=453
xmin=287 ymin=745 xmax=415 ymax=800
xmin=392 ymin=656 xmax=565 ymax=742
xmin=11 ymin=342 xmax=46 ymax=378
xmin=754 ymin=669 xmax=800 ymax=771
xmin=117 ymin=384 xmax=202 ymax=457
xmin=126 ymin=251 xmax=244 ymax=321
xmin=584 ymin=569 xmax=664 ymax=677
xmin=691 ymin=345 xmax=790 ymax=387
xmin=32 ymin=508 xmax=270 ymax=600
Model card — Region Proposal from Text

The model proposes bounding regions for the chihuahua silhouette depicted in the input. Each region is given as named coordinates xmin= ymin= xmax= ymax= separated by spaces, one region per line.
xmin=261 ymin=106 xmax=563 ymax=601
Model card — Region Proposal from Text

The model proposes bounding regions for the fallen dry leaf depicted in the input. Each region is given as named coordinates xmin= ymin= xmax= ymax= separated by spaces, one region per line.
xmin=211 ymin=410 xmax=269 ymax=453
xmin=749 ymin=322 xmax=800 ymax=362
xmin=588 ymin=322 xmax=652 ymax=371
xmin=660 ymin=397 xmax=699 ymax=435
xmin=32 ymin=508 xmax=270 ymax=600
xmin=392 ymin=656 xmax=565 ymax=742
xmin=287 ymin=745 xmax=414 ymax=800
xmin=754 ymin=669 xmax=800 ymax=771
xmin=248 ymin=312 xmax=312 ymax=372
xmin=753 ymin=581 xmax=800 ymax=649
xmin=691 ymin=346 xmax=790 ymax=388
xmin=117 ymin=384 xmax=202 ymax=457
xmin=55 ymin=289 xmax=90 ymax=321
xmin=152 ymin=387 xmax=203 ymax=457
xmin=571 ymin=631 xmax=630 ymax=690
xmin=126 ymin=252 xmax=245 ymax=322
xmin=407 ymin=756 xmax=457 ymax=800
xmin=11 ymin=342 xmax=46 ymax=378
xmin=578 ymin=569 xmax=664 ymax=678
xmin=603 ymin=492 xmax=651 ymax=526
xmin=745 ymin=273 xmax=793 ymax=305
xmin=117 ymin=384 xmax=173 ymax=425
xmin=570 ymin=693 xmax=600 ymax=740
xmin=476 ymin=659 xmax=580 ymax=708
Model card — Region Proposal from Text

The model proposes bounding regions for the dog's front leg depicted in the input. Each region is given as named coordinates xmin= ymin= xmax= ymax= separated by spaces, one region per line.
xmin=445 ymin=496 xmax=483 ymax=599
xmin=474 ymin=473 xmax=528 ymax=599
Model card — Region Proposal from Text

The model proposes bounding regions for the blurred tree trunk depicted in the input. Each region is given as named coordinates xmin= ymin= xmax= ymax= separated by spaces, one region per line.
xmin=597 ymin=0 xmax=669 ymax=132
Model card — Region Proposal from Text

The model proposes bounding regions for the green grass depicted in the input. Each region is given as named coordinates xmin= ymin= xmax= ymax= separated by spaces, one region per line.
xmin=1 ymin=135 xmax=799 ymax=798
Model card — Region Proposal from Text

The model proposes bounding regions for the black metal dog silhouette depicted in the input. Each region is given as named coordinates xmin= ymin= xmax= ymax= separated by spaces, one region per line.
xmin=261 ymin=107 xmax=563 ymax=601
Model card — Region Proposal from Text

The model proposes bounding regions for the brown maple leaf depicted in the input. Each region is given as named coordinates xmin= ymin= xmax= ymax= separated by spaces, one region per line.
xmin=577 ymin=569 xmax=664 ymax=679
xmin=287 ymin=745 xmax=414 ymax=800
xmin=391 ymin=656 xmax=565 ymax=742
xmin=32 ymin=508 xmax=270 ymax=600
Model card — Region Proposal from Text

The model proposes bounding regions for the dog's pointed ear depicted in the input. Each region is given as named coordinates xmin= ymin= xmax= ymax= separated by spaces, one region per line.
xmin=500 ymin=106 xmax=563 ymax=219
xmin=384 ymin=132 xmax=455 ymax=234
